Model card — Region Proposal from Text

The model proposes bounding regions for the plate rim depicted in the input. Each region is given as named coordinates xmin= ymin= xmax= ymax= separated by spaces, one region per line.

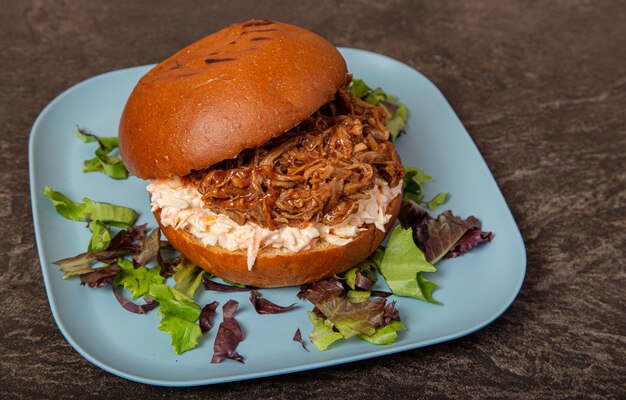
xmin=29 ymin=47 xmax=527 ymax=387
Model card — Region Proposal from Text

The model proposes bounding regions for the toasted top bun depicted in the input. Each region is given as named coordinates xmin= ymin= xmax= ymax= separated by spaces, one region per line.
xmin=156 ymin=194 xmax=401 ymax=288
xmin=119 ymin=20 xmax=347 ymax=179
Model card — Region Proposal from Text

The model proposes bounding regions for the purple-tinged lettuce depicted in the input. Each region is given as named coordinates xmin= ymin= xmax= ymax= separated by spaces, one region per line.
xmin=308 ymin=312 xmax=344 ymax=351
xmin=111 ymin=285 xmax=157 ymax=314
xmin=399 ymin=200 xmax=493 ymax=263
xmin=303 ymin=280 xmax=386 ymax=338
xmin=132 ymin=227 xmax=161 ymax=266
xmin=447 ymin=229 xmax=494 ymax=259
xmin=202 ymin=275 xmax=250 ymax=292
xmin=52 ymin=223 xmax=151 ymax=278
xmin=249 ymin=290 xmax=296 ymax=314
xmin=211 ymin=300 xmax=244 ymax=363
xmin=80 ymin=264 xmax=121 ymax=288
xmin=293 ymin=328 xmax=309 ymax=352
xmin=199 ymin=301 xmax=218 ymax=334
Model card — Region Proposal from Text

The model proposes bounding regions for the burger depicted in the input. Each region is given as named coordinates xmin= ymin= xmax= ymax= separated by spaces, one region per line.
xmin=118 ymin=20 xmax=404 ymax=287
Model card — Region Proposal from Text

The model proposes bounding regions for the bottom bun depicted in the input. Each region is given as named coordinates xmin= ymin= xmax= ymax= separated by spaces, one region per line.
xmin=155 ymin=194 xmax=401 ymax=288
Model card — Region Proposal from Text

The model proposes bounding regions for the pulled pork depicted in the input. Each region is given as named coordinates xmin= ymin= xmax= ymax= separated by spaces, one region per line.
xmin=186 ymin=78 xmax=404 ymax=230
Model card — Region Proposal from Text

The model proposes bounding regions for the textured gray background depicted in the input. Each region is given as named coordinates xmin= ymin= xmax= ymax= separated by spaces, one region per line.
xmin=1 ymin=0 xmax=625 ymax=399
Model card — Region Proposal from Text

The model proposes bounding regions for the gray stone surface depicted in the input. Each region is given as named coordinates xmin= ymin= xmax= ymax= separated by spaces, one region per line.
xmin=1 ymin=0 xmax=624 ymax=398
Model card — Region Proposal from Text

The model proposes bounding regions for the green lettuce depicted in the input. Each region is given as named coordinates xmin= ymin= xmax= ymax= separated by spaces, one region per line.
xmin=384 ymin=103 xmax=408 ymax=141
xmin=345 ymin=290 xmax=372 ymax=303
xmin=76 ymin=129 xmax=129 ymax=179
xmin=349 ymin=79 xmax=371 ymax=99
xmin=146 ymin=284 xmax=202 ymax=354
xmin=402 ymin=166 xmax=448 ymax=211
xmin=87 ymin=220 xmax=111 ymax=251
xmin=378 ymin=226 xmax=440 ymax=304
xmin=303 ymin=280 xmax=386 ymax=338
xmin=360 ymin=320 xmax=406 ymax=345
xmin=426 ymin=192 xmax=449 ymax=212
xmin=75 ymin=129 xmax=119 ymax=152
xmin=173 ymin=259 xmax=204 ymax=299
xmin=308 ymin=312 xmax=344 ymax=351
xmin=158 ymin=316 xmax=203 ymax=355
xmin=343 ymin=260 xmax=377 ymax=290
xmin=44 ymin=186 xmax=137 ymax=227
xmin=112 ymin=258 xmax=164 ymax=299
xmin=83 ymin=155 xmax=129 ymax=179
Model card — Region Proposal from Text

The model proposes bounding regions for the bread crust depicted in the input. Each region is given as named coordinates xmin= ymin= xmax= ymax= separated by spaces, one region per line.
xmin=119 ymin=20 xmax=347 ymax=179
xmin=156 ymin=194 xmax=402 ymax=288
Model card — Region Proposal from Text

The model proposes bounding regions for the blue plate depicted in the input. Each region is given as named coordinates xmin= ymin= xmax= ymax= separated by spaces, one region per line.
xmin=29 ymin=48 xmax=526 ymax=386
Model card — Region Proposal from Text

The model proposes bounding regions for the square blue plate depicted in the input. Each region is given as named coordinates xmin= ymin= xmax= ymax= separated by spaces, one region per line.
xmin=29 ymin=48 xmax=526 ymax=386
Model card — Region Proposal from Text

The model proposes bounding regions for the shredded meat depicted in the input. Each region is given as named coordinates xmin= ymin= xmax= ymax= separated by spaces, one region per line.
xmin=186 ymin=77 xmax=404 ymax=230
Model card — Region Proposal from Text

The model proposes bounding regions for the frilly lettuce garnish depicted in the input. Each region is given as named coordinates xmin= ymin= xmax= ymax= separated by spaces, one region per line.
xmin=76 ymin=128 xmax=129 ymax=179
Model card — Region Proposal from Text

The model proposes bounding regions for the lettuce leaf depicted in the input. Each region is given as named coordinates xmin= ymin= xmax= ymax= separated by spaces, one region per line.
xmin=399 ymin=201 xmax=493 ymax=263
xmin=75 ymin=128 xmax=118 ymax=153
xmin=111 ymin=284 xmax=157 ymax=314
xmin=53 ymin=224 xmax=150 ymax=278
xmin=343 ymin=261 xmax=377 ymax=291
xmin=349 ymin=79 xmax=371 ymax=99
xmin=173 ymin=258 xmax=204 ymax=299
xmin=80 ymin=264 xmax=121 ymax=288
xmin=401 ymin=166 xmax=448 ymax=211
xmin=76 ymin=128 xmax=129 ymax=179
xmin=426 ymin=192 xmax=448 ymax=212
xmin=415 ymin=273 xmax=439 ymax=304
xmin=378 ymin=226 xmax=439 ymax=303
xmin=345 ymin=290 xmax=372 ymax=303
xmin=360 ymin=320 xmax=406 ymax=345
xmin=44 ymin=186 xmax=137 ymax=227
xmin=53 ymin=249 xmax=126 ymax=278
xmin=211 ymin=300 xmax=244 ymax=363
xmin=308 ymin=312 xmax=344 ymax=351
xmin=447 ymin=229 xmax=494 ymax=259
xmin=303 ymin=280 xmax=386 ymax=338
xmin=384 ymin=102 xmax=408 ymax=141
xmin=146 ymin=284 xmax=202 ymax=354
xmin=158 ymin=316 xmax=202 ymax=355
xmin=249 ymin=290 xmax=296 ymax=314
xmin=201 ymin=275 xmax=250 ymax=292
xmin=87 ymin=220 xmax=111 ymax=251
xmin=199 ymin=301 xmax=218 ymax=334
xmin=132 ymin=227 xmax=161 ymax=266
xmin=83 ymin=155 xmax=129 ymax=179
xmin=293 ymin=328 xmax=309 ymax=352
xmin=113 ymin=258 xmax=164 ymax=299
xmin=146 ymin=284 xmax=199 ymax=321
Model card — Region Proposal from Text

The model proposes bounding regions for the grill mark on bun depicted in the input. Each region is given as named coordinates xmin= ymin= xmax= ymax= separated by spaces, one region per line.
xmin=253 ymin=28 xmax=278 ymax=33
xmin=241 ymin=20 xmax=275 ymax=27
xmin=204 ymin=57 xmax=236 ymax=64
xmin=251 ymin=37 xmax=271 ymax=41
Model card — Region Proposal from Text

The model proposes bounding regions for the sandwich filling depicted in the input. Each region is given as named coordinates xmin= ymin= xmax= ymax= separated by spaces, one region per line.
xmin=148 ymin=78 xmax=404 ymax=269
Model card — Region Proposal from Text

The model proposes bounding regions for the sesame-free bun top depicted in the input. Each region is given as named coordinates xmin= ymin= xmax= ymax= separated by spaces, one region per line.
xmin=119 ymin=20 xmax=347 ymax=179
